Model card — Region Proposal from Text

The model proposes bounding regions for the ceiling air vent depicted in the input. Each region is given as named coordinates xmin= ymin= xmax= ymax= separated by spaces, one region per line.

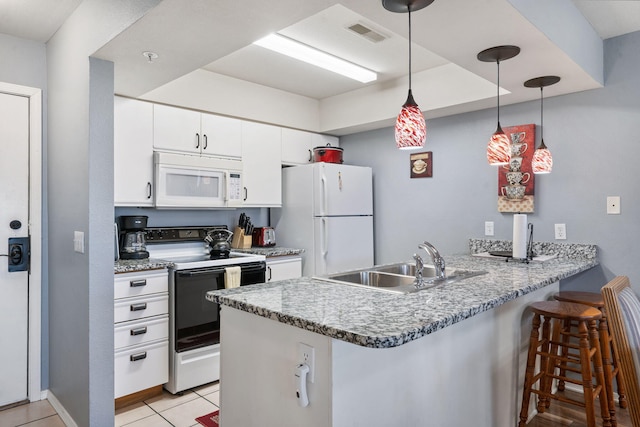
xmin=347 ymin=23 xmax=387 ymax=43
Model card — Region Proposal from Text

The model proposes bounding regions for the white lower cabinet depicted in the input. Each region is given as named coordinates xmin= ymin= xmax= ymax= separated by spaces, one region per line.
xmin=114 ymin=270 xmax=169 ymax=399
xmin=266 ymin=257 xmax=302 ymax=282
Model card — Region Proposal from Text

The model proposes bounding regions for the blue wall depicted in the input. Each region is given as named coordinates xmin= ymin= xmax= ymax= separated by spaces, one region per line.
xmin=340 ymin=31 xmax=640 ymax=293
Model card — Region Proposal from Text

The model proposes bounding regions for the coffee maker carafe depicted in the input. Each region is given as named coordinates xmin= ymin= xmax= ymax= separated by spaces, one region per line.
xmin=118 ymin=216 xmax=149 ymax=260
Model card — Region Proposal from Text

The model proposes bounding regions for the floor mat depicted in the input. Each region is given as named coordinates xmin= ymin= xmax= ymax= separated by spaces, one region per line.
xmin=195 ymin=410 xmax=219 ymax=427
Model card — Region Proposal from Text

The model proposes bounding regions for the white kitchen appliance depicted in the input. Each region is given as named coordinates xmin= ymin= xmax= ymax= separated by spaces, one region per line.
xmin=145 ymin=226 xmax=266 ymax=394
xmin=271 ymin=163 xmax=374 ymax=276
xmin=154 ymin=152 xmax=243 ymax=209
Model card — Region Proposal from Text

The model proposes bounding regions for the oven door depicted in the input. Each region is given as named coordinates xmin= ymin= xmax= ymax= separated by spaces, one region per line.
xmin=174 ymin=266 xmax=226 ymax=352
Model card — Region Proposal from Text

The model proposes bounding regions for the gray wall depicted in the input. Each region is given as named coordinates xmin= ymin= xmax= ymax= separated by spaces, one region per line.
xmin=341 ymin=30 xmax=640 ymax=293
xmin=0 ymin=33 xmax=50 ymax=390
xmin=46 ymin=1 xmax=160 ymax=425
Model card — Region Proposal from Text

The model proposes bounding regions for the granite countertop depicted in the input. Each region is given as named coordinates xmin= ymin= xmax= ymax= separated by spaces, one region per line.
xmin=231 ymin=247 xmax=304 ymax=257
xmin=114 ymin=258 xmax=174 ymax=274
xmin=207 ymin=241 xmax=597 ymax=349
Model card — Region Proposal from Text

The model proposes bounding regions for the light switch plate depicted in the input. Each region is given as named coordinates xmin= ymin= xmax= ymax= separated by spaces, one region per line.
xmin=74 ymin=231 xmax=85 ymax=253
xmin=607 ymin=196 xmax=621 ymax=214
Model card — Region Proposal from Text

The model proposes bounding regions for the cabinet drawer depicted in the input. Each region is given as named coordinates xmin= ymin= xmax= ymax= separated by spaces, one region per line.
xmin=114 ymin=340 xmax=168 ymax=398
xmin=114 ymin=270 xmax=168 ymax=300
xmin=114 ymin=294 xmax=168 ymax=324
xmin=114 ymin=315 xmax=169 ymax=350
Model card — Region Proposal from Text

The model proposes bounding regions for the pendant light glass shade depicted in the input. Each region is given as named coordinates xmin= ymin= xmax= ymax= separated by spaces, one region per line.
xmin=477 ymin=45 xmax=520 ymax=166
xmin=524 ymin=76 xmax=560 ymax=174
xmin=396 ymin=90 xmax=426 ymax=149
xmin=531 ymin=140 xmax=552 ymax=174
xmin=487 ymin=123 xmax=511 ymax=165
xmin=383 ymin=0 xmax=434 ymax=150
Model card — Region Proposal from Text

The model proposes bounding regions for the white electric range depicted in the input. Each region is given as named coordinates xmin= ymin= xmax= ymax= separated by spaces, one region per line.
xmin=146 ymin=226 xmax=266 ymax=394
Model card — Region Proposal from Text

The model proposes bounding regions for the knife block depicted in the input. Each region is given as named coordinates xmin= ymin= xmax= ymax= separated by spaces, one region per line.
xmin=231 ymin=227 xmax=252 ymax=249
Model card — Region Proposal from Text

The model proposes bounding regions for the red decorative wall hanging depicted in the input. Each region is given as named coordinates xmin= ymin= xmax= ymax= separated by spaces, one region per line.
xmin=497 ymin=124 xmax=535 ymax=212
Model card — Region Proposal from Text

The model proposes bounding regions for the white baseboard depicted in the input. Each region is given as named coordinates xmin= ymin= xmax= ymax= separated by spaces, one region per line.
xmin=46 ymin=390 xmax=78 ymax=427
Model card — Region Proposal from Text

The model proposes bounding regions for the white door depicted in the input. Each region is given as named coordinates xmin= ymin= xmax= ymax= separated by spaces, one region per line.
xmin=313 ymin=216 xmax=374 ymax=276
xmin=0 ymin=92 xmax=30 ymax=406
xmin=313 ymin=163 xmax=373 ymax=216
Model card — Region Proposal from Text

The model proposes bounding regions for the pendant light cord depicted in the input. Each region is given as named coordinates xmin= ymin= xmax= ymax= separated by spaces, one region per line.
xmin=496 ymin=59 xmax=500 ymax=124
xmin=540 ymin=86 xmax=544 ymax=141
xmin=408 ymin=4 xmax=412 ymax=91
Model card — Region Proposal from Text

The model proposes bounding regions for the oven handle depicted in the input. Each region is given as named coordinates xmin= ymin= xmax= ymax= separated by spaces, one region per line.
xmin=177 ymin=267 xmax=226 ymax=277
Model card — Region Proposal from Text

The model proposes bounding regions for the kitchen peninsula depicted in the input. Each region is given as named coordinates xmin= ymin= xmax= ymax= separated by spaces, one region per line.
xmin=207 ymin=241 xmax=597 ymax=427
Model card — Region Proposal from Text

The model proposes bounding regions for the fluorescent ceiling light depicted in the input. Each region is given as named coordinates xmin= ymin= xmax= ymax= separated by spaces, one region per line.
xmin=253 ymin=33 xmax=377 ymax=83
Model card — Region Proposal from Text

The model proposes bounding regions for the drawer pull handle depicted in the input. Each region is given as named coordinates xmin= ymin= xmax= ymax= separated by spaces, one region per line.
xmin=130 ymin=303 xmax=147 ymax=312
xmin=130 ymin=279 xmax=146 ymax=287
xmin=130 ymin=327 xmax=147 ymax=336
xmin=130 ymin=352 xmax=147 ymax=362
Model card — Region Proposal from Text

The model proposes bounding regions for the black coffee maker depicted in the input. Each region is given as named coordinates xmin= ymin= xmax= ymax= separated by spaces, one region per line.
xmin=118 ymin=216 xmax=149 ymax=260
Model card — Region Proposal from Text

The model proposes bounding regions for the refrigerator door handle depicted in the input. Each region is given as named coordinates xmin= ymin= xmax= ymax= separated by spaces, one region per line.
xmin=320 ymin=173 xmax=327 ymax=216
xmin=321 ymin=218 xmax=328 ymax=257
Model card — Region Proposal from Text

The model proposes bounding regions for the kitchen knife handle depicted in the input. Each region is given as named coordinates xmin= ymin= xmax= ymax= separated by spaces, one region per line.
xmin=130 ymin=279 xmax=146 ymax=288
xmin=130 ymin=303 xmax=147 ymax=312
xmin=130 ymin=352 xmax=147 ymax=362
xmin=195 ymin=132 xmax=200 ymax=149
xmin=130 ymin=327 xmax=147 ymax=336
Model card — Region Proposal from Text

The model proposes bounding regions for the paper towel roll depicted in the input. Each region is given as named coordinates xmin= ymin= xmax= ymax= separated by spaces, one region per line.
xmin=512 ymin=214 xmax=528 ymax=259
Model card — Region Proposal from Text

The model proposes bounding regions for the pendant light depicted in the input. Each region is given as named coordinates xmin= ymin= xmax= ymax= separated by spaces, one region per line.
xmin=383 ymin=0 xmax=434 ymax=150
xmin=524 ymin=76 xmax=560 ymax=174
xmin=477 ymin=45 xmax=521 ymax=165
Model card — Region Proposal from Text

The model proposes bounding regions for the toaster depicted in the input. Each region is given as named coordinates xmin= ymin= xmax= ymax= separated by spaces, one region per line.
xmin=252 ymin=227 xmax=276 ymax=247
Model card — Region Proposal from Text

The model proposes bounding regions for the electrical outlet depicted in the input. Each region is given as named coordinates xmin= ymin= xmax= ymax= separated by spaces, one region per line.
xmin=298 ymin=343 xmax=315 ymax=383
xmin=484 ymin=221 xmax=494 ymax=236
xmin=554 ymin=224 xmax=566 ymax=240
xmin=607 ymin=196 xmax=621 ymax=214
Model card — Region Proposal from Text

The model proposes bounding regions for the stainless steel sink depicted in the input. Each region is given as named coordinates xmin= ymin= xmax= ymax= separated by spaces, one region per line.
xmin=319 ymin=262 xmax=487 ymax=294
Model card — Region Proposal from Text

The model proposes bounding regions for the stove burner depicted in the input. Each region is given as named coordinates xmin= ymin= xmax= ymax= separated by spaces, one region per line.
xmin=210 ymin=249 xmax=230 ymax=260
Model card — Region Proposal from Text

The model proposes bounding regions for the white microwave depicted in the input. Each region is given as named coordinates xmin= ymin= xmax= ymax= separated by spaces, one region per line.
xmin=154 ymin=152 xmax=243 ymax=208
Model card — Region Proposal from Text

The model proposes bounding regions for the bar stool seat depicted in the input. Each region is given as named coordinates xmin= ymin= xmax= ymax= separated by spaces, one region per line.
xmin=554 ymin=291 xmax=627 ymax=414
xmin=519 ymin=300 xmax=612 ymax=427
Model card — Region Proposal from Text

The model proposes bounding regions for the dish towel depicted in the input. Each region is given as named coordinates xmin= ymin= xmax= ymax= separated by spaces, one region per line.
xmin=224 ymin=266 xmax=241 ymax=289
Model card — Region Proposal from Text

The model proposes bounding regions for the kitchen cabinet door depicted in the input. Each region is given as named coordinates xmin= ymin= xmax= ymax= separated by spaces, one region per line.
xmin=266 ymin=257 xmax=302 ymax=282
xmin=241 ymin=121 xmax=282 ymax=207
xmin=200 ymin=113 xmax=242 ymax=158
xmin=114 ymin=97 xmax=154 ymax=206
xmin=153 ymin=104 xmax=201 ymax=154
xmin=281 ymin=128 xmax=314 ymax=165
xmin=311 ymin=133 xmax=339 ymax=150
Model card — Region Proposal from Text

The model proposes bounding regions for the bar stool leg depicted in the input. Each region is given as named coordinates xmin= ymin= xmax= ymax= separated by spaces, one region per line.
xmin=599 ymin=315 xmax=617 ymax=425
xmin=519 ymin=313 xmax=542 ymax=427
xmin=556 ymin=318 xmax=574 ymax=391
xmin=609 ymin=326 xmax=628 ymax=408
xmin=587 ymin=319 xmax=613 ymax=427
xmin=537 ymin=315 xmax=553 ymax=412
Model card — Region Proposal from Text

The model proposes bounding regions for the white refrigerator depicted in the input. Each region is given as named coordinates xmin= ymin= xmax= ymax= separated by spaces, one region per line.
xmin=271 ymin=162 xmax=374 ymax=277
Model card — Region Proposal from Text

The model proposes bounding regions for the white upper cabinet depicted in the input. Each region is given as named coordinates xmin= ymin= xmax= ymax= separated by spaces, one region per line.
xmin=200 ymin=113 xmax=242 ymax=158
xmin=281 ymin=129 xmax=339 ymax=165
xmin=114 ymin=97 xmax=154 ymax=206
xmin=241 ymin=121 xmax=282 ymax=207
xmin=153 ymin=104 xmax=242 ymax=158
xmin=153 ymin=104 xmax=201 ymax=155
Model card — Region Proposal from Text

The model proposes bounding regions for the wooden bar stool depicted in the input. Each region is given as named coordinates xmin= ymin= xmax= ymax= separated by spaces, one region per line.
xmin=554 ymin=291 xmax=628 ymax=418
xmin=518 ymin=301 xmax=612 ymax=427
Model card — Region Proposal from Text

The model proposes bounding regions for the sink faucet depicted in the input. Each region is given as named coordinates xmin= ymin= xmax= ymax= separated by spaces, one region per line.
xmin=418 ymin=241 xmax=446 ymax=280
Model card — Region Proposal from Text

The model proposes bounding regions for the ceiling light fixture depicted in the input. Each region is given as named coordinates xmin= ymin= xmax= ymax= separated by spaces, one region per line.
xmin=383 ymin=0 xmax=434 ymax=150
xmin=253 ymin=33 xmax=377 ymax=83
xmin=477 ymin=45 xmax=521 ymax=165
xmin=142 ymin=51 xmax=158 ymax=63
xmin=524 ymin=75 xmax=560 ymax=174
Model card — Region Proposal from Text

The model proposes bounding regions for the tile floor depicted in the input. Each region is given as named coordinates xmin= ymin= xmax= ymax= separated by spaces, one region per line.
xmin=0 ymin=382 xmax=220 ymax=427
